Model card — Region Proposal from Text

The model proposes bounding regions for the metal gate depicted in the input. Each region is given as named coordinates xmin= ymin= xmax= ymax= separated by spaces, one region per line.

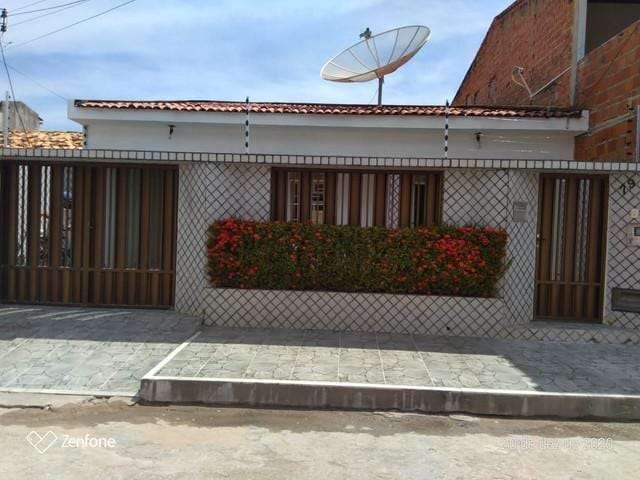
xmin=0 ymin=161 xmax=178 ymax=308
xmin=535 ymin=174 xmax=608 ymax=323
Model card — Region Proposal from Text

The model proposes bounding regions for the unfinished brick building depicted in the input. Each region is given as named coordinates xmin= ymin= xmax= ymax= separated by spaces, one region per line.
xmin=455 ymin=0 xmax=640 ymax=162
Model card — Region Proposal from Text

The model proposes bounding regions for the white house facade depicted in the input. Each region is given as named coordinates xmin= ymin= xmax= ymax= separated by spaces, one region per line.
xmin=1 ymin=100 xmax=638 ymax=345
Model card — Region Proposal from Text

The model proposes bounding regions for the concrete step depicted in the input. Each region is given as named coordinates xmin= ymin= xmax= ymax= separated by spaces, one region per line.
xmin=139 ymin=376 xmax=640 ymax=420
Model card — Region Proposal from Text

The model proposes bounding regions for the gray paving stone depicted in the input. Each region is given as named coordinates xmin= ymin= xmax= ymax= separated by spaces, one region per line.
xmin=0 ymin=304 xmax=199 ymax=394
xmin=155 ymin=325 xmax=640 ymax=396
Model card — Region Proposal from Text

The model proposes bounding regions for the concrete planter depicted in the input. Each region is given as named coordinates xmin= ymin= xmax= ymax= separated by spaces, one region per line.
xmin=200 ymin=287 xmax=507 ymax=337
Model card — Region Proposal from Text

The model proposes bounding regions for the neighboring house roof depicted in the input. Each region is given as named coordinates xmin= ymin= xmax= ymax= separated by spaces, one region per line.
xmin=74 ymin=100 xmax=582 ymax=119
xmin=1 ymin=131 xmax=84 ymax=149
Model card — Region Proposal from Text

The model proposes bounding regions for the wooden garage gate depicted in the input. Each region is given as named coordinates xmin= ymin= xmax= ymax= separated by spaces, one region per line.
xmin=535 ymin=174 xmax=608 ymax=323
xmin=0 ymin=161 xmax=178 ymax=308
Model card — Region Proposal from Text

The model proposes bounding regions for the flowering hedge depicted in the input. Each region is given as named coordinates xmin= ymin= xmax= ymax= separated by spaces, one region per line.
xmin=207 ymin=219 xmax=508 ymax=298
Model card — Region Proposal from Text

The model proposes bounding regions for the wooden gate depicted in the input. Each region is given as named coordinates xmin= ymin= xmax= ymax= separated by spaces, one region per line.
xmin=535 ymin=174 xmax=608 ymax=323
xmin=0 ymin=161 xmax=178 ymax=308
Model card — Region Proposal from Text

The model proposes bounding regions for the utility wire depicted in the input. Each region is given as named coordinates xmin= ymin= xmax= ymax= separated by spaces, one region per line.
xmin=7 ymin=0 xmax=137 ymax=49
xmin=11 ymin=0 xmax=93 ymax=28
xmin=10 ymin=0 xmax=91 ymax=16
xmin=12 ymin=0 xmax=49 ymax=13
xmin=8 ymin=63 xmax=67 ymax=100
xmin=0 ymin=33 xmax=33 ymax=147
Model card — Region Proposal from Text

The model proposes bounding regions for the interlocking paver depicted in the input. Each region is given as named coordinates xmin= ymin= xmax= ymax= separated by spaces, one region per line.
xmin=0 ymin=305 xmax=199 ymax=394
xmin=156 ymin=326 xmax=640 ymax=395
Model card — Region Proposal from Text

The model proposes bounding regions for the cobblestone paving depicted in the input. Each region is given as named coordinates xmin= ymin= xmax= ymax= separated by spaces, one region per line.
xmin=157 ymin=327 xmax=640 ymax=395
xmin=0 ymin=305 xmax=199 ymax=394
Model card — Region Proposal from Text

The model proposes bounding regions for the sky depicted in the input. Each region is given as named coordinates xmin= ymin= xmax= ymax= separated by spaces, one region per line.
xmin=1 ymin=0 xmax=513 ymax=131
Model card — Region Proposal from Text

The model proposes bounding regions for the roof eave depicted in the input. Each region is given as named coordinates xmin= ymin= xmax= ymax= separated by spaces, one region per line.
xmin=69 ymin=103 xmax=589 ymax=134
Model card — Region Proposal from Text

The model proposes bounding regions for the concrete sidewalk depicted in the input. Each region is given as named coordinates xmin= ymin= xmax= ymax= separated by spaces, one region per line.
xmin=141 ymin=327 xmax=640 ymax=419
xmin=0 ymin=305 xmax=200 ymax=396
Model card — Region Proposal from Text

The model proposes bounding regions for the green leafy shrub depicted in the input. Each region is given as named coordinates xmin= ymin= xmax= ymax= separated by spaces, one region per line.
xmin=207 ymin=219 xmax=508 ymax=298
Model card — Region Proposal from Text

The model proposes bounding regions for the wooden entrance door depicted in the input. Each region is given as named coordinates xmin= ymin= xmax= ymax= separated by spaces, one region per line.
xmin=535 ymin=174 xmax=608 ymax=323
xmin=0 ymin=162 xmax=178 ymax=308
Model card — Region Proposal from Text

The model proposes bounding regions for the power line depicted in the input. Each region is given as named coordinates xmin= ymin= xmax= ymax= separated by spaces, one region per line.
xmin=0 ymin=33 xmax=33 ymax=146
xmin=7 ymin=0 xmax=138 ymax=49
xmin=7 ymin=63 xmax=68 ymax=101
xmin=12 ymin=0 xmax=50 ymax=13
xmin=11 ymin=0 xmax=93 ymax=28
xmin=11 ymin=0 xmax=92 ymax=16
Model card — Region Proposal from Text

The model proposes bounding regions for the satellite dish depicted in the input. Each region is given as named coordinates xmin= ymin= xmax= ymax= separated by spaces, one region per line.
xmin=321 ymin=25 xmax=431 ymax=105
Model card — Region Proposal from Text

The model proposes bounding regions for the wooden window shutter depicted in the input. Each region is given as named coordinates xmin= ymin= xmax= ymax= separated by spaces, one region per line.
xmin=399 ymin=173 xmax=412 ymax=228
xmin=348 ymin=173 xmax=361 ymax=226
xmin=270 ymin=169 xmax=287 ymax=221
xmin=374 ymin=172 xmax=387 ymax=227
xmin=325 ymin=172 xmax=336 ymax=225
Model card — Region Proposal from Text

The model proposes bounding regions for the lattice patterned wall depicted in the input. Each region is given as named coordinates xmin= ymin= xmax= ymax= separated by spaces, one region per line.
xmin=174 ymin=162 xmax=640 ymax=343
xmin=174 ymin=163 xmax=543 ymax=337
xmin=174 ymin=163 xmax=270 ymax=315
xmin=174 ymin=162 xmax=207 ymax=313
xmin=503 ymin=171 xmax=539 ymax=325
xmin=442 ymin=170 xmax=510 ymax=227
xmin=604 ymin=173 xmax=640 ymax=330
xmin=203 ymin=288 xmax=508 ymax=337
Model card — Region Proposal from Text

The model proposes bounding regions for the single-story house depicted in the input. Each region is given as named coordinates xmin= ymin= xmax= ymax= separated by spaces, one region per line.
xmin=0 ymin=99 xmax=638 ymax=344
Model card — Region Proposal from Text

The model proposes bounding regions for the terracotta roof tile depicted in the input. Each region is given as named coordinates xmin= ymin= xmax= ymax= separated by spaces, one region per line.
xmin=74 ymin=100 xmax=582 ymax=119
xmin=1 ymin=131 xmax=84 ymax=149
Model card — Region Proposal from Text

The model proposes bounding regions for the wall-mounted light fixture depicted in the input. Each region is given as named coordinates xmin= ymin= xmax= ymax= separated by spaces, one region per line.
xmin=168 ymin=125 xmax=175 ymax=140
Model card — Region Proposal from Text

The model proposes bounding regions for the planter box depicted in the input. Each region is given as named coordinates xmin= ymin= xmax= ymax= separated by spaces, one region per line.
xmin=201 ymin=288 xmax=508 ymax=337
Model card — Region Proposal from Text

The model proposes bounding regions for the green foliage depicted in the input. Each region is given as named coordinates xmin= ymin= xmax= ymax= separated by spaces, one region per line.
xmin=207 ymin=219 xmax=508 ymax=298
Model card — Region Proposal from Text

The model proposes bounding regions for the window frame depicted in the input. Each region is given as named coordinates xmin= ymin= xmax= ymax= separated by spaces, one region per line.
xmin=271 ymin=168 xmax=443 ymax=228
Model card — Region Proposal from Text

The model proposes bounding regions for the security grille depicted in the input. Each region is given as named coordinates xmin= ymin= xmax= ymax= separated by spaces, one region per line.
xmin=535 ymin=174 xmax=608 ymax=323
xmin=0 ymin=161 xmax=178 ymax=307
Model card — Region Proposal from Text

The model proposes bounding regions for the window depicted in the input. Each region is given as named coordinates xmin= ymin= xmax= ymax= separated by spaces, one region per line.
xmin=584 ymin=0 xmax=640 ymax=55
xmin=411 ymin=174 xmax=442 ymax=227
xmin=286 ymin=172 xmax=301 ymax=222
xmin=310 ymin=173 xmax=325 ymax=224
xmin=271 ymin=169 xmax=443 ymax=229
xmin=360 ymin=173 xmax=376 ymax=228
xmin=335 ymin=173 xmax=350 ymax=225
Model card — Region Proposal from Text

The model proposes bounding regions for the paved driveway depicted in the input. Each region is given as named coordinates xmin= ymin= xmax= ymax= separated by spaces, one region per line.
xmin=0 ymin=305 xmax=199 ymax=395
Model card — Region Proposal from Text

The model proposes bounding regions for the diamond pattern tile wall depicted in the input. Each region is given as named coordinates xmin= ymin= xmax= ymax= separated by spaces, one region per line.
xmin=604 ymin=174 xmax=640 ymax=330
xmin=442 ymin=170 xmax=509 ymax=227
xmin=503 ymin=171 xmax=539 ymax=325
xmin=175 ymin=163 xmax=270 ymax=315
xmin=173 ymin=160 xmax=638 ymax=344
xmin=203 ymin=288 xmax=508 ymax=337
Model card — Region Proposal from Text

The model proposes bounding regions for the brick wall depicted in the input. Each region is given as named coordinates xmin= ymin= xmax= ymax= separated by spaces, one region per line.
xmin=454 ymin=0 xmax=574 ymax=107
xmin=574 ymin=21 xmax=640 ymax=161
xmin=455 ymin=0 xmax=640 ymax=162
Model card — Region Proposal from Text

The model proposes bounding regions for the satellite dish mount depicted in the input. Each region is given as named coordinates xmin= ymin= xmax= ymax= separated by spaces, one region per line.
xmin=376 ymin=76 xmax=384 ymax=106
xmin=321 ymin=25 xmax=431 ymax=106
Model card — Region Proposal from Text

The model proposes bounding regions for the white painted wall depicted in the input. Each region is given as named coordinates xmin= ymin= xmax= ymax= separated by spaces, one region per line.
xmin=85 ymin=121 xmax=576 ymax=160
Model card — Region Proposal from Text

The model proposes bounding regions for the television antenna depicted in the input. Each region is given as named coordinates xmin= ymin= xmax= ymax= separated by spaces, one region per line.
xmin=321 ymin=25 xmax=431 ymax=105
